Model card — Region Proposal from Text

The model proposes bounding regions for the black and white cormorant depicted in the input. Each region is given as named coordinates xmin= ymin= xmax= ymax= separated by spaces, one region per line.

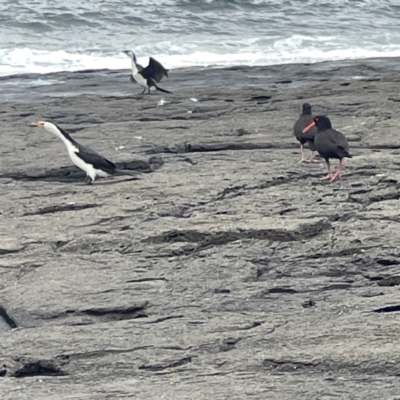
xmin=31 ymin=121 xmax=139 ymax=184
xmin=122 ymin=50 xmax=172 ymax=94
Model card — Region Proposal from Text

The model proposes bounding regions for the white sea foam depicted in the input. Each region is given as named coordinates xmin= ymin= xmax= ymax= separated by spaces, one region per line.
xmin=0 ymin=48 xmax=126 ymax=76
xmin=0 ymin=0 xmax=399 ymax=78
xmin=2 ymin=42 xmax=400 ymax=77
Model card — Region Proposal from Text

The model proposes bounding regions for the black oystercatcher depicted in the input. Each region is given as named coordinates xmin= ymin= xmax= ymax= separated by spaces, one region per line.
xmin=302 ymin=115 xmax=352 ymax=182
xmin=293 ymin=103 xmax=318 ymax=163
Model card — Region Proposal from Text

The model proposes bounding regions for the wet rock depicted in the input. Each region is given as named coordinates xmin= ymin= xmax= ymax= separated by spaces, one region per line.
xmin=377 ymin=276 xmax=400 ymax=287
xmin=2 ymin=63 xmax=400 ymax=398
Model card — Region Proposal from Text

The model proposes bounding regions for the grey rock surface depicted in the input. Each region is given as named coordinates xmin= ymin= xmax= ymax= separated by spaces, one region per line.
xmin=1 ymin=62 xmax=400 ymax=399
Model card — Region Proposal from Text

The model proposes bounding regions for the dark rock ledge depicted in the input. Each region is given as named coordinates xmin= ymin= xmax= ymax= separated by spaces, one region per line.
xmin=1 ymin=64 xmax=400 ymax=399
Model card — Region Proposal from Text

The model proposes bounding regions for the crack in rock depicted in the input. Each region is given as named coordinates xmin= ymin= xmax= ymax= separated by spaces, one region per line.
xmin=307 ymin=246 xmax=379 ymax=259
xmin=126 ymin=277 xmax=169 ymax=283
xmin=144 ymin=219 xmax=331 ymax=246
xmin=0 ymin=306 xmax=17 ymax=329
xmin=145 ymin=315 xmax=184 ymax=324
xmin=14 ymin=361 xmax=64 ymax=378
xmin=263 ymin=287 xmax=298 ymax=294
xmin=377 ymin=276 xmax=400 ymax=286
xmin=262 ymin=358 xmax=319 ymax=373
xmin=376 ymin=257 xmax=400 ymax=266
xmin=349 ymin=184 xmax=400 ymax=205
xmin=0 ymin=245 xmax=28 ymax=255
xmin=52 ymin=237 xmax=140 ymax=255
xmin=52 ymin=303 xmax=149 ymax=323
xmin=138 ymin=356 xmax=192 ymax=372
xmin=146 ymin=141 xmax=291 ymax=155
xmin=219 ymin=337 xmax=242 ymax=351
xmin=145 ymin=217 xmax=331 ymax=257
xmin=23 ymin=203 xmax=100 ymax=216
xmin=373 ymin=305 xmax=400 ymax=313
xmin=1 ymin=357 xmax=67 ymax=378
xmin=213 ymin=175 xmax=319 ymax=202
xmin=321 ymin=283 xmax=352 ymax=291
xmin=56 ymin=347 xmax=152 ymax=362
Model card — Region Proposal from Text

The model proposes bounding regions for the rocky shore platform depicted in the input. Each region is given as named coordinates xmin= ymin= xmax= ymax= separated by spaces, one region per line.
xmin=1 ymin=58 xmax=400 ymax=399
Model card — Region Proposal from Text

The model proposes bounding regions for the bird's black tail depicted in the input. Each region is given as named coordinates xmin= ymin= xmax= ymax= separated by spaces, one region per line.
xmin=115 ymin=169 xmax=141 ymax=178
xmin=154 ymin=83 xmax=172 ymax=94
xmin=338 ymin=146 xmax=353 ymax=159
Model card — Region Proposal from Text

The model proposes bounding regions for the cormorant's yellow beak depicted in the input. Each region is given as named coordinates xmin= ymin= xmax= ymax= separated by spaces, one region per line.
xmin=31 ymin=121 xmax=45 ymax=127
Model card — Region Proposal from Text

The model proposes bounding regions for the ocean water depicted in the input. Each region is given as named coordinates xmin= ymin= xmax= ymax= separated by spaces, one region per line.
xmin=1 ymin=0 xmax=400 ymax=77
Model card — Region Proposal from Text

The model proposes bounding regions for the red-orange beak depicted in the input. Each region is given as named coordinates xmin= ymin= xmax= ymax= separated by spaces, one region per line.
xmin=302 ymin=121 xmax=316 ymax=133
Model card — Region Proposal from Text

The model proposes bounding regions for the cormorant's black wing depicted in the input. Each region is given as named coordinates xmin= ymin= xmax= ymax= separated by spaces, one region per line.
xmin=141 ymin=57 xmax=169 ymax=82
xmin=130 ymin=63 xmax=144 ymax=83
xmin=75 ymin=143 xmax=117 ymax=173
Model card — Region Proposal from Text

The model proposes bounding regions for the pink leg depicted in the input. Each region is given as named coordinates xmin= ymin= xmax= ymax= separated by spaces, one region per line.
xmin=308 ymin=151 xmax=319 ymax=162
xmin=330 ymin=159 xmax=344 ymax=181
xmin=321 ymin=161 xmax=332 ymax=180
xmin=299 ymin=144 xmax=311 ymax=163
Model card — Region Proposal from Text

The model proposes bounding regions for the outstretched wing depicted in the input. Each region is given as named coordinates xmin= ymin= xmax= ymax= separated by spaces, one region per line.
xmin=141 ymin=57 xmax=169 ymax=82
xmin=75 ymin=143 xmax=116 ymax=173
